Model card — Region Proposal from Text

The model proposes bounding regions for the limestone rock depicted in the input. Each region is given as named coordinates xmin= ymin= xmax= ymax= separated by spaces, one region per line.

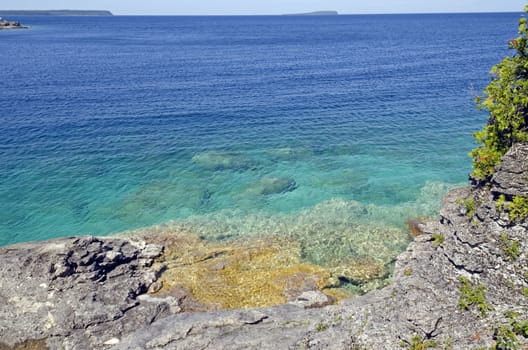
xmin=329 ymin=258 xmax=387 ymax=285
xmin=113 ymin=306 xmax=320 ymax=350
xmin=0 ymin=236 xmax=170 ymax=350
xmin=491 ymin=143 xmax=528 ymax=197
xmin=288 ymin=291 xmax=334 ymax=309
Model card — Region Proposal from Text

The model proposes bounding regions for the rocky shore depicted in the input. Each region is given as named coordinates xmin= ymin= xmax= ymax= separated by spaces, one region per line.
xmin=0 ymin=10 xmax=112 ymax=16
xmin=0 ymin=143 xmax=527 ymax=349
xmin=0 ymin=17 xmax=27 ymax=29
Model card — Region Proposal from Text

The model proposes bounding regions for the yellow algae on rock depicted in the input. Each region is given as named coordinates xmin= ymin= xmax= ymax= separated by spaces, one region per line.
xmin=141 ymin=232 xmax=346 ymax=310
xmin=0 ymin=338 xmax=49 ymax=350
xmin=120 ymin=192 xmax=433 ymax=309
xmin=406 ymin=217 xmax=429 ymax=237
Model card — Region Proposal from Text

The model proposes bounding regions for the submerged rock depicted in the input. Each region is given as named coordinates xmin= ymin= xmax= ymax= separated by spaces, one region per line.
xmin=246 ymin=176 xmax=297 ymax=195
xmin=191 ymin=151 xmax=255 ymax=171
xmin=267 ymin=147 xmax=311 ymax=160
xmin=141 ymin=233 xmax=343 ymax=310
xmin=115 ymin=181 xmax=206 ymax=223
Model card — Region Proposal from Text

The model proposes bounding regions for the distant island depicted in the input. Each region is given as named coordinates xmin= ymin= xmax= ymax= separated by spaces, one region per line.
xmin=0 ymin=10 xmax=113 ymax=16
xmin=285 ymin=11 xmax=339 ymax=16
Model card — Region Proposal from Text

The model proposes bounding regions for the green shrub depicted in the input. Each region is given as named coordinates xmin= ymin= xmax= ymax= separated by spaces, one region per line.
xmin=500 ymin=233 xmax=520 ymax=261
xmin=493 ymin=325 xmax=518 ymax=350
xmin=463 ymin=198 xmax=476 ymax=218
xmin=471 ymin=7 xmax=528 ymax=180
xmin=400 ymin=335 xmax=437 ymax=350
xmin=509 ymin=196 xmax=528 ymax=221
xmin=512 ymin=319 xmax=528 ymax=337
xmin=458 ymin=277 xmax=491 ymax=317
xmin=496 ymin=194 xmax=507 ymax=212
xmin=490 ymin=312 xmax=528 ymax=350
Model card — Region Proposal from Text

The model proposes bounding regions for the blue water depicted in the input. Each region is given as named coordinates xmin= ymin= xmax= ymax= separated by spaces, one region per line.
xmin=0 ymin=14 xmax=518 ymax=263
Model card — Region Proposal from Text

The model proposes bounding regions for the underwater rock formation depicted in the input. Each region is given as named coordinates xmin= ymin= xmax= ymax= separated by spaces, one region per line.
xmin=191 ymin=151 xmax=255 ymax=171
xmin=246 ymin=176 xmax=297 ymax=195
xmin=143 ymin=234 xmax=345 ymax=310
xmin=267 ymin=147 xmax=311 ymax=160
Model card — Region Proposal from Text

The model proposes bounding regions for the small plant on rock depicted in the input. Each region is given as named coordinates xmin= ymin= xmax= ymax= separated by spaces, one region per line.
xmin=400 ymin=335 xmax=437 ymax=350
xmin=444 ymin=335 xmax=453 ymax=350
xmin=458 ymin=277 xmax=491 ymax=317
xmin=490 ymin=312 xmax=528 ymax=350
xmin=464 ymin=198 xmax=476 ymax=218
xmin=509 ymin=196 xmax=528 ymax=221
xmin=496 ymin=194 xmax=507 ymax=212
xmin=513 ymin=319 xmax=528 ymax=338
xmin=431 ymin=233 xmax=445 ymax=248
xmin=493 ymin=325 xmax=518 ymax=350
xmin=500 ymin=233 xmax=520 ymax=261
xmin=507 ymin=312 xmax=528 ymax=338
xmin=315 ymin=322 xmax=329 ymax=332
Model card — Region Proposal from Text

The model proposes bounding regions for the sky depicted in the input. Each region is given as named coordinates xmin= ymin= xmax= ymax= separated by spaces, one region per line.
xmin=1 ymin=0 xmax=527 ymax=15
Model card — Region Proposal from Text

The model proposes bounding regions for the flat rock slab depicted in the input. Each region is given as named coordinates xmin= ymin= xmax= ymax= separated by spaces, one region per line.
xmin=0 ymin=236 xmax=169 ymax=350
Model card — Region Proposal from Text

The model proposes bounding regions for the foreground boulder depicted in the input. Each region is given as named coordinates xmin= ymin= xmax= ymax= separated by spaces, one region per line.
xmin=0 ymin=144 xmax=527 ymax=349
xmin=0 ymin=236 xmax=169 ymax=350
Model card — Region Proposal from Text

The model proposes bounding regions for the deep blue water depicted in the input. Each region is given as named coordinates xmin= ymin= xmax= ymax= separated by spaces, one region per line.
xmin=0 ymin=14 xmax=519 ymax=263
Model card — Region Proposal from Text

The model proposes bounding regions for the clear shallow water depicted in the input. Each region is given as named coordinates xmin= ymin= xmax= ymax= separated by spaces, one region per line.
xmin=0 ymin=14 xmax=518 ymax=260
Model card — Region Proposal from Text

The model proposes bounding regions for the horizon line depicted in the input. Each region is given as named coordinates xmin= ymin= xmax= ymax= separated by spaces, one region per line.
xmin=0 ymin=9 xmax=524 ymax=16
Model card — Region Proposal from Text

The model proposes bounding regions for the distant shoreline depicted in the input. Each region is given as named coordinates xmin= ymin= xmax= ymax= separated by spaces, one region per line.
xmin=0 ymin=10 xmax=113 ymax=16
xmin=284 ymin=10 xmax=338 ymax=16
xmin=0 ymin=11 xmax=522 ymax=17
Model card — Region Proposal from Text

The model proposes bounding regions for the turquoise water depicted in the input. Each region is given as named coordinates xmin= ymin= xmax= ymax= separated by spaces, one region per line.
xmin=0 ymin=14 xmax=518 ymax=265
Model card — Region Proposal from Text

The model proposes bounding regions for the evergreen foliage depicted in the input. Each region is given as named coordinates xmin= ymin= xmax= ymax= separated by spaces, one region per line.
xmin=471 ymin=7 xmax=528 ymax=180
